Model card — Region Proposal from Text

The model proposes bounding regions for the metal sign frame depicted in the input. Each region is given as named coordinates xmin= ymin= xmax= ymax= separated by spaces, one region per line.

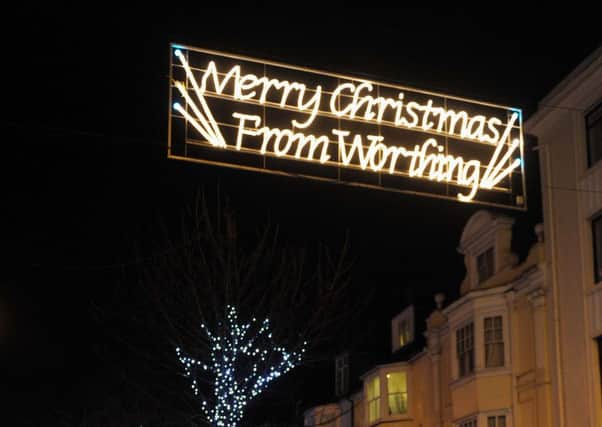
xmin=168 ymin=43 xmax=527 ymax=210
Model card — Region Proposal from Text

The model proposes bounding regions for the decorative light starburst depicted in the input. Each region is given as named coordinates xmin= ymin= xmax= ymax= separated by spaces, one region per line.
xmin=176 ymin=306 xmax=306 ymax=427
xmin=173 ymin=49 xmax=227 ymax=148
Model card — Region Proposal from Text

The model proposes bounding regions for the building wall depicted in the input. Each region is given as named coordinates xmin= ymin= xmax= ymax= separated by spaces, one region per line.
xmin=412 ymin=351 xmax=434 ymax=426
xmin=440 ymin=332 xmax=453 ymax=426
xmin=526 ymin=46 xmax=602 ymax=427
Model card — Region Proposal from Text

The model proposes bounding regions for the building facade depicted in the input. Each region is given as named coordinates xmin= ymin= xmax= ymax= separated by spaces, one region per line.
xmin=305 ymin=209 xmax=549 ymax=427
xmin=304 ymin=47 xmax=602 ymax=427
xmin=526 ymin=45 xmax=602 ymax=427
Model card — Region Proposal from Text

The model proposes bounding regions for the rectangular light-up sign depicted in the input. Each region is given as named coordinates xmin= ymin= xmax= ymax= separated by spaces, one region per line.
xmin=168 ymin=44 xmax=526 ymax=209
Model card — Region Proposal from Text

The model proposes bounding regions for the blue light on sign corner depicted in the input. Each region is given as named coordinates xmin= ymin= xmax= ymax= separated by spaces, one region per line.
xmin=510 ymin=107 xmax=523 ymax=119
xmin=173 ymin=102 xmax=181 ymax=110
xmin=174 ymin=49 xmax=183 ymax=58
xmin=517 ymin=158 xmax=523 ymax=166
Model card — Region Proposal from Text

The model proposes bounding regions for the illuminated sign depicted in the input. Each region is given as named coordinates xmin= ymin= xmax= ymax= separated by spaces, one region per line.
xmin=168 ymin=44 xmax=526 ymax=209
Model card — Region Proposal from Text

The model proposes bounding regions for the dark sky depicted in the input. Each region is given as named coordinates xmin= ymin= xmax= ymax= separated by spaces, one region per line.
xmin=1 ymin=4 xmax=600 ymax=426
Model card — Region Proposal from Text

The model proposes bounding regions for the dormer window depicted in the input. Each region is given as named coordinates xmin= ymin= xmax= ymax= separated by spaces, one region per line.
xmin=391 ymin=306 xmax=414 ymax=352
xmin=398 ymin=318 xmax=411 ymax=347
xmin=477 ymin=247 xmax=494 ymax=283
xmin=459 ymin=211 xmax=515 ymax=296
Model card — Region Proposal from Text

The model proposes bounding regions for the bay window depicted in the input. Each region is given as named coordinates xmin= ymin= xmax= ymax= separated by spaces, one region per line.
xmin=457 ymin=322 xmax=475 ymax=377
xmin=366 ymin=376 xmax=380 ymax=423
xmin=364 ymin=368 xmax=410 ymax=423
xmin=484 ymin=316 xmax=504 ymax=368
xmin=487 ymin=415 xmax=507 ymax=427
xmin=386 ymin=372 xmax=408 ymax=415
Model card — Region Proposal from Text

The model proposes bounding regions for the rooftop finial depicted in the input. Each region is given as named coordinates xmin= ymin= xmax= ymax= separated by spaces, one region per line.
xmin=434 ymin=293 xmax=445 ymax=310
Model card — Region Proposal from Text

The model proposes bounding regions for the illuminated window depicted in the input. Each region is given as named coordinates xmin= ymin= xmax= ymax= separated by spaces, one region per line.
xmin=335 ymin=353 xmax=349 ymax=397
xmin=587 ymin=102 xmax=602 ymax=167
xmin=488 ymin=415 xmax=507 ymax=427
xmin=593 ymin=214 xmax=602 ymax=283
xmin=457 ymin=322 xmax=475 ymax=377
xmin=366 ymin=376 xmax=380 ymax=423
xmin=399 ymin=318 xmax=411 ymax=347
xmin=386 ymin=372 xmax=408 ymax=415
xmin=392 ymin=306 xmax=414 ymax=352
xmin=485 ymin=316 xmax=504 ymax=368
xmin=477 ymin=247 xmax=495 ymax=283
xmin=458 ymin=417 xmax=477 ymax=427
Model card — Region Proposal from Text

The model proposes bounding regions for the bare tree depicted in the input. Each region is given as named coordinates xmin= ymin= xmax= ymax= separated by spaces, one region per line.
xmin=137 ymin=189 xmax=354 ymax=426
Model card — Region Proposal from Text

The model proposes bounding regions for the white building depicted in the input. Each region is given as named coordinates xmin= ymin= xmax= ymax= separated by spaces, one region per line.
xmin=526 ymin=44 xmax=602 ymax=427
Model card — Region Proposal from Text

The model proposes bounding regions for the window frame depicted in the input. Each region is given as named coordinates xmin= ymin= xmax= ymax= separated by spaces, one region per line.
xmin=477 ymin=246 xmax=495 ymax=284
xmin=487 ymin=414 xmax=507 ymax=427
xmin=391 ymin=306 xmax=414 ymax=352
xmin=363 ymin=366 xmax=411 ymax=424
xmin=398 ymin=318 xmax=411 ymax=347
xmin=586 ymin=101 xmax=602 ymax=168
xmin=592 ymin=213 xmax=602 ymax=284
xmin=365 ymin=375 xmax=381 ymax=424
xmin=386 ymin=371 xmax=408 ymax=416
xmin=484 ymin=315 xmax=505 ymax=368
xmin=456 ymin=322 xmax=475 ymax=378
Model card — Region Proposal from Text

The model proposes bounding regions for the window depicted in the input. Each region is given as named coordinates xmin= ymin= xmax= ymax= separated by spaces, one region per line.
xmin=335 ymin=353 xmax=349 ymax=397
xmin=488 ymin=415 xmax=507 ymax=427
xmin=485 ymin=316 xmax=504 ymax=368
xmin=366 ymin=376 xmax=380 ymax=423
xmin=399 ymin=318 xmax=411 ymax=347
xmin=459 ymin=417 xmax=477 ymax=427
xmin=386 ymin=372 xmax=408 ymax=415
xmin=593 ymin=215 xmax=602 ymax=283
xmin=587 ymin=102 xmax=602 ymax=167
xmin=597 ymin=337 xmax=602 ymax=406
xmin=391 ymin=306 xmax=414 ymax=352
xmin=477 ymin=247 xmax=495 ymax=283
xmin=457 ymin=322 xmax=475 ymax=377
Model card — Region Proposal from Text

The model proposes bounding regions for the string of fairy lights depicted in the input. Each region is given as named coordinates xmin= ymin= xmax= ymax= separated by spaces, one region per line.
xmin=176 ymin=305 xmax=306 ymax=427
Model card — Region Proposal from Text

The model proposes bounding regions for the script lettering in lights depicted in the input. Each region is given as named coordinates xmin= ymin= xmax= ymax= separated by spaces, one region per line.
xmin=168 ymin=44 xmax=527 ymax=209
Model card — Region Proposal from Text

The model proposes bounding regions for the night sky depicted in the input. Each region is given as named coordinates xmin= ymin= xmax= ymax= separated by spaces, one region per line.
xmin=2 ymin=5 xmax=601 ymax=426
